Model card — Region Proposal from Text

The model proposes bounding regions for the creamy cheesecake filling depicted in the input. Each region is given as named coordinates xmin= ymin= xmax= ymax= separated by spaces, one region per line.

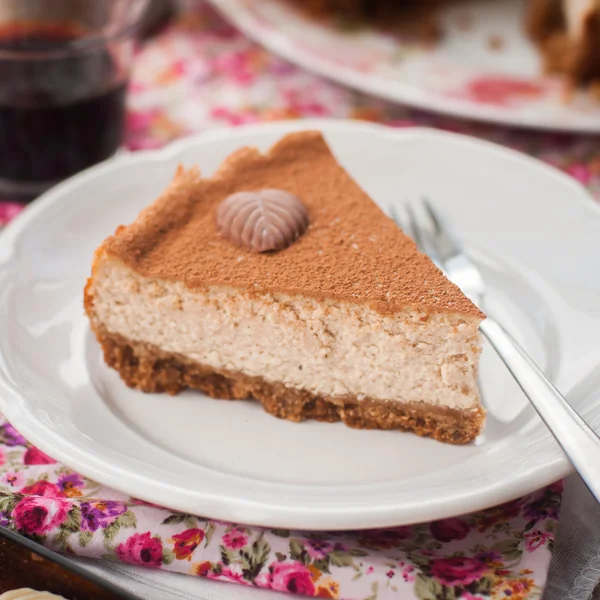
xmin=89 ymin=257 xmax=482 ymax=411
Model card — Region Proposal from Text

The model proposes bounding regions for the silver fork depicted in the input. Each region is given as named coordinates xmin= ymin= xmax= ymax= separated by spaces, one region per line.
xmin=393 ymin=199 xmax=600 ymax=503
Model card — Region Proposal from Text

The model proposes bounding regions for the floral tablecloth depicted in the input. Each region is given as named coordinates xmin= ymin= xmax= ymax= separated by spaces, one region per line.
xmin=1 ymin=1 xmax=599 ymax=598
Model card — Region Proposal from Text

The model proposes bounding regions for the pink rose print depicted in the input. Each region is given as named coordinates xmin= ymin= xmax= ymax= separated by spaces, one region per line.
xmin=1 ymin=470 xmax=25 ymax=489
xmin=430 ymin=518 xmax=470 ymax=542
xmin=125 ymin=110 xmax=164 ymax=151
xmin=430 ymin=556 xmax=487 ymax=587
xmin=566 ymin=164 xmax=592 ymax=186
xmin=171 ymin=528 xmax=205 ymax=560
xmin=524 ymin=529 xmax=552 ymax=552
xmin=23 ymin=447 xmax=56 ymax=465
xmin=126 ymin=110 xmax=155 ymax=133
xmin=219 ymin=565 xmax=252 ymax=586
xmin=20 ymin=480 xmax=62 ymax=498
xmin=254 ymin=569 xmax=272 ymax=588
xmin=116 ymin=532 xmax=163 ymax=568
xmin=269 ymin=561 xmax=315 ymax=596
xmin=211 ymin=106 xmax=260 ymax=126
xmin=0 ymin=202 xmax=23 ymax=226
xmin=12 ymin=495 xmax=70 ymax=535
xmin=222 ymin=528 xmax=248 ymax=550
xmin=212 ymin=51 xmax=255 ymax=85
xmin=0 ymin=448 xmax=5 ymax=466
xmin=401 ymin=564 xmax=416 ymax=583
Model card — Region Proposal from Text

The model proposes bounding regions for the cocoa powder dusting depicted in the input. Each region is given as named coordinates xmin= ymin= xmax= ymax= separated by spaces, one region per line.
xmin=102 ymin=131 xmax=483 ymax=318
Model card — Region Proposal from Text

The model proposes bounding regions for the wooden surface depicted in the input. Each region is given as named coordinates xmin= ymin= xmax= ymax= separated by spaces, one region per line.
xmin=0 ymin=535 xmax=124 ymax=600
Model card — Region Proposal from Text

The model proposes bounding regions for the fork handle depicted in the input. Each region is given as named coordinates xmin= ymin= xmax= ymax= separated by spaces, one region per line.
xmin=481 ymin=318 xmax=600 ymax=501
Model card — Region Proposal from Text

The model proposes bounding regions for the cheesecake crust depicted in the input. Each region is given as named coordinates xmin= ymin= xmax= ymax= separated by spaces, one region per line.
xmin=94 ymin=326 xmax=485 ymax=445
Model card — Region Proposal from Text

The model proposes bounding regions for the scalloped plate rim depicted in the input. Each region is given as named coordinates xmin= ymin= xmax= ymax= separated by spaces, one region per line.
xmin=0 ymin=119 xmax=598 ymax=530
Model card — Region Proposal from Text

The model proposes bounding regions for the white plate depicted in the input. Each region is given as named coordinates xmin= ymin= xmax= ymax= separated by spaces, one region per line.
xmin=1 ymin=120 xmax=599 ymax=530
xmin=209 ymin=0 xmax=600 ymax=132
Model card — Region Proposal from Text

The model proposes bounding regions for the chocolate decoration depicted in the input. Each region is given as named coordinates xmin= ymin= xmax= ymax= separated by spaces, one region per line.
xmin=216 ymin=189 xmax=309 ymax=253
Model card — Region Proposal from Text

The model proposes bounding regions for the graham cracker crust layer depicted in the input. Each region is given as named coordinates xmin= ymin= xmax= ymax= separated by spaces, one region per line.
xmin=94 ymin=328 xmax=484 ymax=445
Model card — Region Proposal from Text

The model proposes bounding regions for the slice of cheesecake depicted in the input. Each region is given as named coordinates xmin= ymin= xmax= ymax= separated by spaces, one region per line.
xmin=84 ymin=131 xmax=485 ymax=444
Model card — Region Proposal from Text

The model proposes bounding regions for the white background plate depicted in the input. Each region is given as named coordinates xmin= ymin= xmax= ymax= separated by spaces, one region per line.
xmin=209 ymin=0 xmax=600 ymax=132
xmin=0 ymin=120 xmax=599 ymax=530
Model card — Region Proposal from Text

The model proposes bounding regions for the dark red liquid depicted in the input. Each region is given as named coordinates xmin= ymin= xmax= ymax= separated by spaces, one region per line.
xmin=0 ymin=22 xmax=126 ymax=198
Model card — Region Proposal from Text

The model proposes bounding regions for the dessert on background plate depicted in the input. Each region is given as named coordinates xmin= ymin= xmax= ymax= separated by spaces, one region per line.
xmin=210 ymin=0 xmax=600 ymax=132
xmin=528 ymin=0 xmax=600 ymax=86
xmin=84 ymin=131 xmax=485 ymax=445
xmin=302 ymin=0 xmax=600 ymax=89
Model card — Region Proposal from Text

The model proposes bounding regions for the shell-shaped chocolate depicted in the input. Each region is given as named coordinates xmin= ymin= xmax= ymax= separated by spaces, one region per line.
xmin=217 ymin=189 xmax=309 ymax=253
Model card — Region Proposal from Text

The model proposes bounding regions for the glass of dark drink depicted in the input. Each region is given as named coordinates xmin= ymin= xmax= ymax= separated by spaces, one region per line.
xmin=0 ymin=0 xmax=148 ymax=202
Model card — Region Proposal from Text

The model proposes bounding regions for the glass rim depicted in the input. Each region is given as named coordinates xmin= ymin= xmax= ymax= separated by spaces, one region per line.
xmin=0 ymin=9 xmax=146 ymax=60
